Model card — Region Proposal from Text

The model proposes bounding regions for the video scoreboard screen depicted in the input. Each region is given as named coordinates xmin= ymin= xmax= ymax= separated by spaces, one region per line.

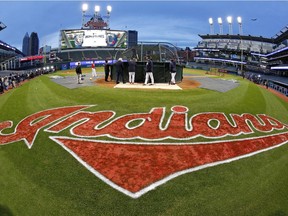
xmin=60 ymin=29 xmax=127 ymax=49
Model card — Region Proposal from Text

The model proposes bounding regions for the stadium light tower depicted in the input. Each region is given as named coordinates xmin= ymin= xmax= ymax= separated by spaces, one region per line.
xmin=95 ymin=5 xmax=100 ymax=16
xmin=80 ymin=3 xmax=112 ymax=30
xmin=218 ymin=17 xmax=223 ymax=35
xmin=107 ymin=5 xmax=112 ymax=14
xmin=82 ymin=3 xmax=88 ymax=29
xmin=106 ymin=5 xmax=112 ymax=28
xmin=237 ymin=16 xmax=243 ymax=35
xmin=238 ymin=16 xmax=244 ymax=75
xmin=227 ymin=16 xmax=233 ymax=35
xmin=209 ymin=18 xmax=214 ymax=35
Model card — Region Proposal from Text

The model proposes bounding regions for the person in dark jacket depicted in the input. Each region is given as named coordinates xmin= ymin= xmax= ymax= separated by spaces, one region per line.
xmin=128 ymin=58 xmax=137 ymax=84
xmin=115 ymin=58 xmax=125 ymax=84
xmin=144 ymin=56 xmax=154 ymax=85
xmin=169 ymin=59 xmax=177 ymax=85
xmin=0 ymin=78 xmax=4 ymax=94
xmin=104 ymin=59 xmax=111 ymax=82
xmin=75 ymin=62 xmax=82 ymax=84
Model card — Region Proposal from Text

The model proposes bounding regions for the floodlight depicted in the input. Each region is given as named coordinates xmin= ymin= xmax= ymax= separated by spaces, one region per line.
xmin=227 ymin=16 xmax=232 ymax=24
xmin=82 ymin=3 xmax=88 ymax=12
xmin=95 ymin=5 xmax=100 ymax=13
xmin=217 ymin=17 xmax=222 ymax=24
xmin=237 ymin=16 xmax=243 ymax=35
xmin=107 ymin=5 xmax=112 ymax=13
xmin=208 ymin=18 xmax=214 ymax=34
xmin=237 ymin=16 xmax=242 ymax=24
xmin=217 ymin=17 xmax=223 ymax=34
xmin=209 ymin=18 xmax=213 ymax=25
xmin=227 ymin=16 xmax=233 ymax=34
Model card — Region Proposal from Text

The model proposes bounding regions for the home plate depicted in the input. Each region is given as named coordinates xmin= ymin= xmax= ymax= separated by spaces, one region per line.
xmin=114 ymin=83 xmax=182 ymax=90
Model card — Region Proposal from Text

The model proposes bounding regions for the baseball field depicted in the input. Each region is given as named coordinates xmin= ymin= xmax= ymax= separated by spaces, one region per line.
xmin=0 ymin=67 xmax=287 ymax=216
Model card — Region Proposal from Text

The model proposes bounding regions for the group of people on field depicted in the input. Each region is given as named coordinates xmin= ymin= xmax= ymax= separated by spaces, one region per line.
xmin=75 ymin=56 xmax=177 ymax=85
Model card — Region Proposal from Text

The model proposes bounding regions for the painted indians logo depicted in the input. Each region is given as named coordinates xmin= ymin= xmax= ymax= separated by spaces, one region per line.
xmin=0 ymin=105 xmax=288 ymax=198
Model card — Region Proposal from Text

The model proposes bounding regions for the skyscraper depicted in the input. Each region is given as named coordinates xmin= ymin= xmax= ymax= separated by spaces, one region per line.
xmin=29 ymin=32 xmax=39 ymax=56
xmin=22 ymin=32 xmax=29 ymax=56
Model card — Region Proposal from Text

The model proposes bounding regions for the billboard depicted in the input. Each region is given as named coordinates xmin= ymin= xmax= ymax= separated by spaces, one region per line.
xmin=60 ymin=29 xmax=127 ymax=49
xmin=69 ymin=59 xmax=117 ymax=69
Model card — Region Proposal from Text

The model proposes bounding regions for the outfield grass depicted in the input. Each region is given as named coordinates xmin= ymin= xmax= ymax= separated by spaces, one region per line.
xmin=0 ymin=68 xmax=287 ymax=216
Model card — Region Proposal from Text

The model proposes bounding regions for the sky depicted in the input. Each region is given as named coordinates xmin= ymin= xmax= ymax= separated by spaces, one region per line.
xmin=0 ymin=0 xmax=288 ymax=51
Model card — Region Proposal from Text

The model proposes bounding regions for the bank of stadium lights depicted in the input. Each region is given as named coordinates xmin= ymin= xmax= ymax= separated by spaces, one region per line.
xmin=227 ymin=16 xmax=233 ymax=35
xmin=82 ymin=3 xmax=88 ymax=28
xmin=210 ymin=16 xmax=243 ymax=35
xmin=237 ymin=16 xmax=243 ymax=35
xmin=107 ymin=5 xmax=112 ymax=14
xmin=95 ymin=5 xmax=100 ymax=15
xmin=208 ymin=18 xmax=214 ymax=35
xmin=81 ymin=3 xmax=112 ymax=29
xmin=217 ymin=17 xmax=223 ymax=35
xmin=237 ymin=16 xmax=244 ymax=73
xmin=82 ymin=3 xmax=88 ymax=12
xmin=106 ymin=5 xmax=112 ymax=27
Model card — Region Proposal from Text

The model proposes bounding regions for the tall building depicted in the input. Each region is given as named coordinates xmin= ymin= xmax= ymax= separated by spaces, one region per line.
xmin=22 ymin=32 xmax=30 ymax=56
xmin=29 ymin=32 xmax=39 ymax=56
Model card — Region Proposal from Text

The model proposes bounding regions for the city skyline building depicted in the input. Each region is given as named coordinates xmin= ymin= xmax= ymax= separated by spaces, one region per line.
xmin=22 ymin=32 xmax=39 ymax=56
xmin=29 ymin=32 xmax=39 ymax=56
xmin=22 ymin=32 xmax=30 ymax=56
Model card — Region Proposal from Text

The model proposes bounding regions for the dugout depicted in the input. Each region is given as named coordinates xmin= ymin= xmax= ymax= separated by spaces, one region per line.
xmin=111 ymin=61 xmax=183 ymax=83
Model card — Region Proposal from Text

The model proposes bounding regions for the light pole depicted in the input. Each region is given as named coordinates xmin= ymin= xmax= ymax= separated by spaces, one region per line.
xmin=106 ymin=5 xmax=112 ymax=28
xmin=94 ymin=5 xmax=100 ymax=28
xmin=236 ymin=16 xmax=244 ymax=75
xmin=209 ymin=18 xmax=214 ymax=35
xmin=94 ymin=5 xmax=100 ymax=16
xmin=218 ymin=17 xmax=223 ymax=35
xmin=107 ymin=5 xmax=112 ymax=15
xmin=227 ymin=16 xmax=233 ymax=35
xmin=237 ymin=16 xmax=243 ymax=35
xmin=82 ymin=3 xmax=88 ymax=29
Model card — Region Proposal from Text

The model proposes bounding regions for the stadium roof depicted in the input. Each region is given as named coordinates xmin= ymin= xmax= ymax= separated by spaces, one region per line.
xmin=198 ymin=34 xmax=274 ymax=43
xmin=0 ymin=40 xmax=24 ymax=63
xmin=199 ymin=24 xmax=288 ymax=45
xmin=0 ymin=40 xmax=22 ymax=54
xmin=272 ymin=25 xmax=288 ymax=44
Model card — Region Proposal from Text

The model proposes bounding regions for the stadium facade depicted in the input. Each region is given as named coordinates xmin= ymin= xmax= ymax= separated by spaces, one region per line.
xmin=193 ymin=25 xmax=288 ymax=77
xmin=0 ymin=40 xmax=23 ymax=70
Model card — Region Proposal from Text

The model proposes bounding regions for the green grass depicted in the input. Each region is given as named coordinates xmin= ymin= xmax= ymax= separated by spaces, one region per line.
xmin=0 ymin=68 xmax=287 ymax=215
